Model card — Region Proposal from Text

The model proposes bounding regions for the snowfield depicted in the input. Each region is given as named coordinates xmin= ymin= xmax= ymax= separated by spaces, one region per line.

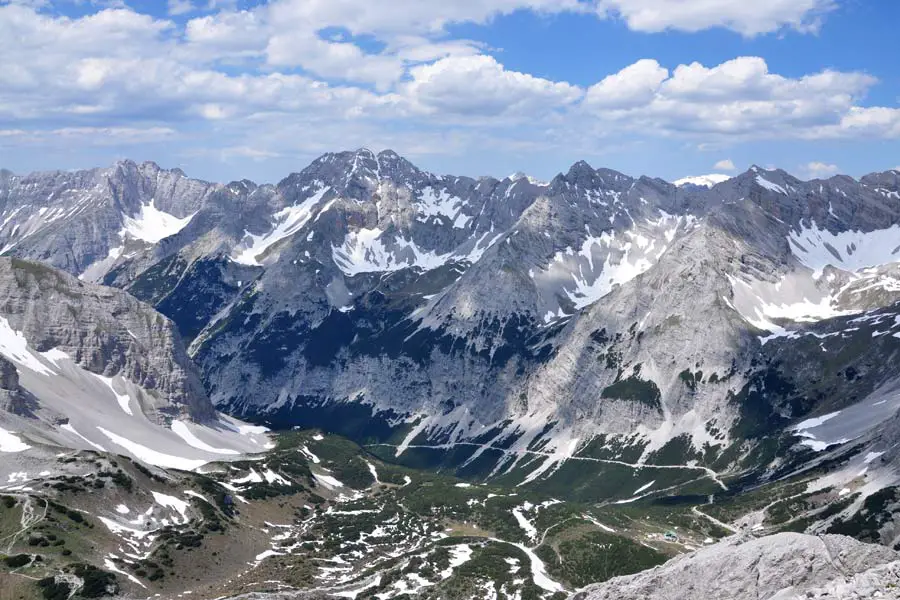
xmin=121 ymin=200 xmax=196 ymax=244
xmin=0 ymin=426 xmax=30 ymax=452
xmin=0 ymin=322 xmax=270 ymax=470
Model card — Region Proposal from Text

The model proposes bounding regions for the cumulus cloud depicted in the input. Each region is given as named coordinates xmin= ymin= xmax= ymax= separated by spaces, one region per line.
xmin=405 ymin=55 xmax=582 ymax=117
xmin=595 ymin=0 xmax=837 ymax=36
xmin=585 ymin=59 xmax=668 ymax=109
xmin=266 ymin=33 xmax=405 ymax=90
xmin=714 ymin=159 xmax=736 ymax=171
xmin=801 ymin=107 xmax=900 ymax=139
xmin=802 ymin=161 xmax=840 ymax=178
xmin=581 ymin=57 xmax=889 ymax=140
xmin=1 ymin=2 xmax=899 ymax=178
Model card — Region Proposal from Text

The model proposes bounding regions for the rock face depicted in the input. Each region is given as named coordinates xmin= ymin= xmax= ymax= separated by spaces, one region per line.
xmin=573 ymin=533 xmax=900 ymax=600
xmin=0 ymin=355 xmax=19 ymax=390
xmin=0 ymin=354 xmax=29 ymax=415
xmin=0 ymin=257 xmax=273 ymax=467
xmin=0 ymin=257 xmax=214 ymax=421
xmin=3 ymin=152 xmax=900 ymax=483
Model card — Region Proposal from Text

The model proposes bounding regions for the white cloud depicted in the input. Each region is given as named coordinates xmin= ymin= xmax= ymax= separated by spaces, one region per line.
xmin=167 ymin=0 xmax=195 ymax=16
xmin=405 ymin=54 xmax=582 ymax=117
xmin=0 ymin=2 xmax=898 ymax=179
xmin=219 ymin=145 xmax=283 ymax=161
xmin=266 ymin=33 xmax=404 ymax=89
xmin=595 ymin=0 xmax=837 ymax=36
xmin=382 ymin=36 xmax=484 ymax=64
xmin=0 ymin=0 xmax=51 ymax=7
xmin=802 ymin=161 xmax=839 ymax=178
xmin=801 ymin=107 xmax=900 ymax=139
xmin=714 ymin=159 xmax=736 ymax=171
xmin=0 ymin=126 xmax=176 ymax=144
xmin=264 ymin=0 xmax=587 ymax=38
xmin=584 ymin=59 xmax=668 ymax=109
xmin=581 ymin=57 xmax=884 ymax=140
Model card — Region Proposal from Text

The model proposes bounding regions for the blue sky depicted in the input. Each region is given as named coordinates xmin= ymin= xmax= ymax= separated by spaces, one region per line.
xmin=0 ymin=0 xmax=898 ymax=184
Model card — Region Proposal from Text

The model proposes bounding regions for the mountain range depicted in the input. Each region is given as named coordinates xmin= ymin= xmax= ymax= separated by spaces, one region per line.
xmin=2 ymin=152 xmax=899 ymax=489
xmin=2 ymin=150 xmax=900 ymax=598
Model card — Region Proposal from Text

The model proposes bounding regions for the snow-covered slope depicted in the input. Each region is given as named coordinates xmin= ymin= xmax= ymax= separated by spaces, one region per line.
xmin=0 ymin=257 xmax=270 ymax=469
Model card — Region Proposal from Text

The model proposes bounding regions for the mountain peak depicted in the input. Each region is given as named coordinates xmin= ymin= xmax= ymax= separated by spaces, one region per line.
xmin=569 ymin=159 xmax=593 ymax=171
xmin=563 ymin=160 xmax=596 ymax=182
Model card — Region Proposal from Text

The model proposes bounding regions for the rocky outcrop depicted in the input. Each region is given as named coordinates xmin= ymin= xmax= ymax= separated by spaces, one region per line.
xmin=0 ymin=355 xmax=19 ymax=390
xmin=573 ymin=533 xmax=900 ymax=600
xmin=0 ymin=355 xmax=29 ymax=415
xmin=0 ymin=257 xmax=214 ymax=421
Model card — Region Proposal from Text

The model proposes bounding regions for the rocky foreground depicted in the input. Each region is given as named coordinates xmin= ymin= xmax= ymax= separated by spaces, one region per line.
xmin=573 ymin=532 xmax=900 ymax=600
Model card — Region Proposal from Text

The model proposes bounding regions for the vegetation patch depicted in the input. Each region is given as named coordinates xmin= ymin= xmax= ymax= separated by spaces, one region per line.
xmin=538 ymin=530 xmax=667 ymax=587
xmin=601 ymin=377 xmax=662 ymax=410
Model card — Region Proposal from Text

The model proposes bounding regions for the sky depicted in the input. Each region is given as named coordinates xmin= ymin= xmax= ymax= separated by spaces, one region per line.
xmin=1 ymin=0 xmax=899 ymax=184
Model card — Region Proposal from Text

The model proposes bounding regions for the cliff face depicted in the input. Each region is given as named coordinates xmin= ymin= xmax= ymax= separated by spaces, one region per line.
xmin=0 ymin=257 xmax=214 ymax=422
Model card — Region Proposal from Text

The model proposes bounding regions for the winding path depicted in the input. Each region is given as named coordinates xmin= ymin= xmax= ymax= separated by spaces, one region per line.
xmin=369 ymin=441 xmax=729 ymax=491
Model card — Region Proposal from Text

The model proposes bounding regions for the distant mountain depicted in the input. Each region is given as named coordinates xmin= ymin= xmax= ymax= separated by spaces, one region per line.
xmin=2 ymin=151 xmax=900 ymax=500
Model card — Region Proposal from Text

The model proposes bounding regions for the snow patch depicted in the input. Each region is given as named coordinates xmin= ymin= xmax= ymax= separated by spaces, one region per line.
xmin=151 ymin=491 xmax=190 ymax=524
xmin=233 ymin=186 xmax=330 ymax=265
xmin=416 ymin=187 xmax=470 ymax=229
xmin=104 ymin=558 xmax=146 ymax=588
xmin=96 ymin=427 xmax=208 ymax=471
xmin=674 ymin=174 xmax=731 ymax=188
xmin=170 ymin=420 xmax=240 ymax=455
xmin=789 ymin=221 xmax=900 ymax=278
xmin=793 ymin=412 xmax=842 ymax=431
xmin=80 ymin=245 xmax=124 ymax=281
xmin=332 ymin=228 xmax=451 ymax=276
xmin=633 ymin=480 xmax=656 ymax=495
xmin=0 ymin=426 xmax=29 ymax=452
xmin=91 ymin=373 xmax=133 ymax=416
xmin=314 ymin=473 xmax=346 ymax=489
xmin=756 ymin=175 xmax=787 ymax=194
xmin=0 ymin=317 xmax=53 ymax=375
xmin=439 ymin=544 xmax=473 ymax=579
xmin=121 ymin=200 xmax=195 ymax=244
xmin=300 ymin=445 xmax=321 ymax=464
xmin=60 ymin=423 xmax=106 ymax=452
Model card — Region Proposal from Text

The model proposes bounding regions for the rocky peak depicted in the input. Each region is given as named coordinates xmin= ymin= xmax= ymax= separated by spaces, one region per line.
xmin=562 ymin=159 xmax=596 ymax=182
xmin=550 ymin=161 xmax=634 ymax=198
xmin=374 ymin=149 xmax=422 ymax=183
xmin=861 ymin=169 xmax=900 ymax=189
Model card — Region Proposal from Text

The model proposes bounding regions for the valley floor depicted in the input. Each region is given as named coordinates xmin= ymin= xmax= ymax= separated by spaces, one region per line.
xmin=0 ymin=428 xmax=895 ymax=600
